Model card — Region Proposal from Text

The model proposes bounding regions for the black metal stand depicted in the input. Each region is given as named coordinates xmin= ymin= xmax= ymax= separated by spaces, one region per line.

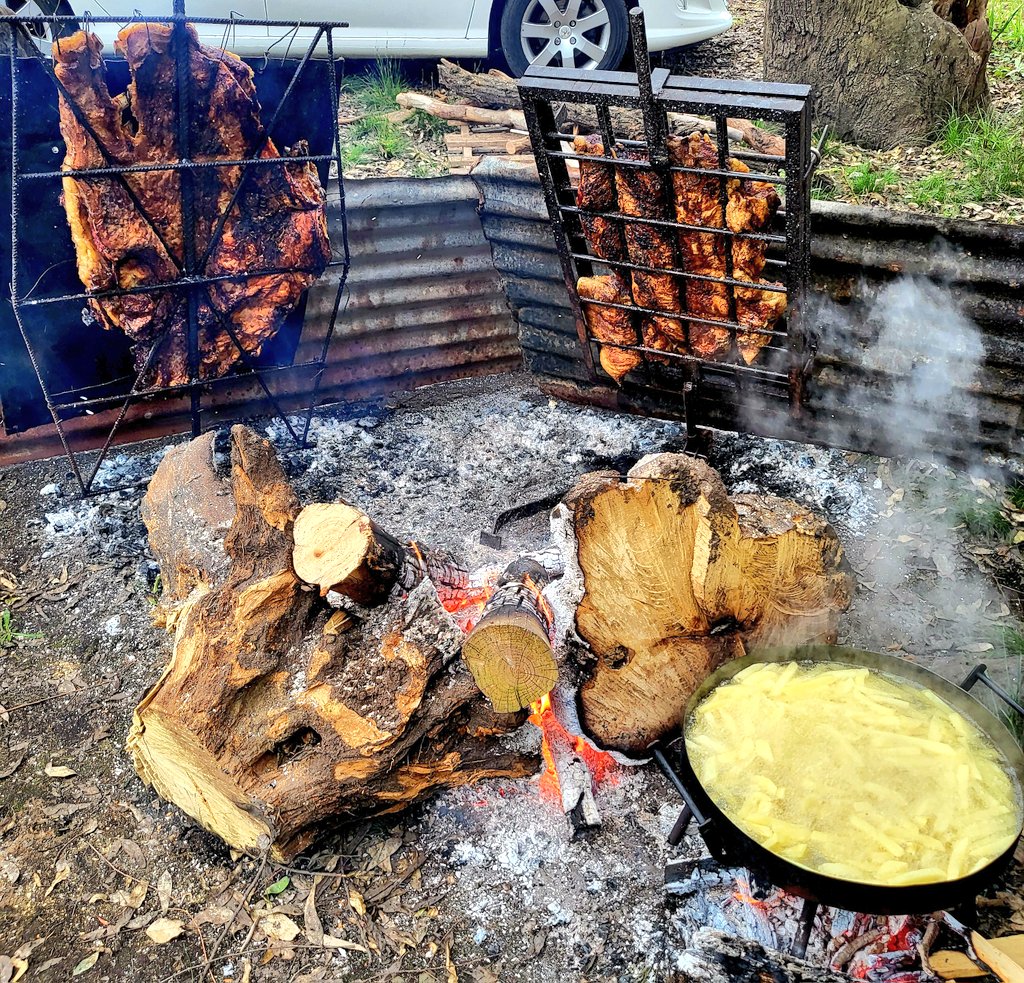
xmin=2 ymin=7 xmax=351 ymax=494
xmin=518 ymin=8 xmax=816 ymax=433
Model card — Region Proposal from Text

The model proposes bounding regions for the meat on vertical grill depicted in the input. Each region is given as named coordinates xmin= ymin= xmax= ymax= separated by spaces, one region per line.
xmin=573 ymin=135 xmax=627 ymax=264
xmin=578 ymin=274 xmax=642 ymax=383
xmin=668 ymin=133 xmax=786 ymax=364
xmin=54 ymin=25 xmax=331 ymax=389
xmin=613 ymin=146 xmax=687 ymax=349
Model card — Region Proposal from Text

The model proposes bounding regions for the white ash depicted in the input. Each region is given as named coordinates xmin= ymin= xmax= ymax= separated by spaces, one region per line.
xmin=710 ymin=432 xmax=878 ymax=537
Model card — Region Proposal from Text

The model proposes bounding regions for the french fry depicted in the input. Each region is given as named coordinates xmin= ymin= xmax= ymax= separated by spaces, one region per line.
xmin=688 ymin=661 xmax=1021 ymax=887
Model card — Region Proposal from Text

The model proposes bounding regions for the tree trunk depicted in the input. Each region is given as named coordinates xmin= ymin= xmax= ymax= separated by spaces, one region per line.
xmin=763 ymin=0 xmax=990 ymax=149
xmin=129 ymin=426 xmax=534 ymax=860
xmin=562 ymin=455 xmax=853 ymax=755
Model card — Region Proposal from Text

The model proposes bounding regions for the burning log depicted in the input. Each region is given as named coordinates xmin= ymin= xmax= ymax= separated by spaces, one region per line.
xmin=292 ymin=502 xmax=468 ymax=608
xmin=561 ymin=454 xmax=853 ymax=755
xmin=461 ymin=546 xmax=564 ymax=713
xmin=129 ymin=426 xmax=534 ymax=860
xmin=678 ymin=929 xmax=851 ymax=983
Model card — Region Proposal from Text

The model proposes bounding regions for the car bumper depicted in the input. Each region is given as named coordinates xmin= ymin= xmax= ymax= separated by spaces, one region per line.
xmin=639 ymin=0 xmax=734 ymax=52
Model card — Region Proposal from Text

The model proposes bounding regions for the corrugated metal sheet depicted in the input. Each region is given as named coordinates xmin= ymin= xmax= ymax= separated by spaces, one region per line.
xmin=0 ymin=176 xmax=521 ymax=467
xmin=472 ymin=158 xmax=1024 ymax=460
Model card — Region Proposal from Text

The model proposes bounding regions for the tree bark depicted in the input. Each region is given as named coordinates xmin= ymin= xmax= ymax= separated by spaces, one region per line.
xmin=562 ymin=454 xmax=853 ymax=755
xmin=130 ymin=426 xmax=534 ymax=860
xmin=763 ymin=0 xmax=990 ymax=149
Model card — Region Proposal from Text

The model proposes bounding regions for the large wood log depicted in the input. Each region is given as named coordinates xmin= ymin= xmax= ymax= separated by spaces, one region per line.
xmin=563 ymin=454 xmax=852 ymax=755
xmin=130 ymin=426 xmax=534 ymax=860
xmin=764 ymin=0 xmax=990 ymax=149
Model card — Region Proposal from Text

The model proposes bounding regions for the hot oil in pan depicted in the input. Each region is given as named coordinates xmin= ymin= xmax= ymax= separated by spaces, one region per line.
xmin=687 ymin=662 xmax=1023 ymax=886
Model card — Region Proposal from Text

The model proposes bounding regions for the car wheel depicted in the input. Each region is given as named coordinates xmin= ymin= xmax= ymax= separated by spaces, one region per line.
xmin=499 ymin=0 xmax=629 ymax=76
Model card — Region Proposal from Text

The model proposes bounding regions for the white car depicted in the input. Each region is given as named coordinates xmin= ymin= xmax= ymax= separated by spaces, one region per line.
xmin=9 ymin=0 xmax=732 ymax=74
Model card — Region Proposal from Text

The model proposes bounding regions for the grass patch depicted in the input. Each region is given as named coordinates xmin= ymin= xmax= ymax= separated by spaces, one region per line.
xmin=955 ymin=494 xmax=1014 ymax=541
xmin=409 ymin=108 xmax=449 ymax=143
xmin=993 ymin=627 xmax=1024 ymax=747
xmin=841 ymin=162 xmax=900 ymax=196
xmin=348 ymin=116 xmax=411 ymax=159
xmin=344 ymin=60 xmax=406 ymax=115
xmin=910 ymin=111 xmax=1024 ymax=208
xmin=990 ymin=0 xmax=1024 ymax=52
xmin=0 ymin=609 xmax=42 ymax=647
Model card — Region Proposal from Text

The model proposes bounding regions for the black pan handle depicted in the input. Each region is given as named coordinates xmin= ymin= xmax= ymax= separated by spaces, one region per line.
xmin=960 ymin=664 xmax=1024 ymax=719
xmin=652 ymin=745 xmax=710 ymax=828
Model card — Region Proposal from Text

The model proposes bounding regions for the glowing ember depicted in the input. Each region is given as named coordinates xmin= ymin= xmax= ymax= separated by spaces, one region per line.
xmin=528 ymin=691 xmax=618 ymax=804
xmin=441 ymin=574 xmax=497 ymax=632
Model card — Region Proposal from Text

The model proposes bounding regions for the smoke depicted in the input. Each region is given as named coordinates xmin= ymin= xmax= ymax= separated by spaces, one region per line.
xmin=808 ymin=271 xmax=986 ymax=463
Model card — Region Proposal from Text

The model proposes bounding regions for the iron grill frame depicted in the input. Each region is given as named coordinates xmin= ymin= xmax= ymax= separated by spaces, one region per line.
xmin=2 ymin=1 xmax=351 ymax=494
xmin=518 ymin=8 xmax=814 ymax=431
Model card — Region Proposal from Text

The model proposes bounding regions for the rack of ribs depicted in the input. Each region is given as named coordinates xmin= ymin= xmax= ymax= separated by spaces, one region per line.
xmin=53 ymin=24 xmax=331 ymax=389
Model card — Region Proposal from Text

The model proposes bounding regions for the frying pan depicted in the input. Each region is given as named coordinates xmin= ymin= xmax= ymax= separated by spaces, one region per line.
xmin=655 ymin=644 xmax=1024 ymax=917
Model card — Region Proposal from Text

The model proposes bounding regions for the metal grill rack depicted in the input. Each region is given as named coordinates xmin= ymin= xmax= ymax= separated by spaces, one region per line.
xmin=2 ymin=1 xmax=350 ymax=494
xmin=518 ymin=8 xmax=815 ymax=433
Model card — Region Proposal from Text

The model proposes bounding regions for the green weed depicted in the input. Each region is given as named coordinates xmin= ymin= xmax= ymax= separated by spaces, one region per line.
xmin=348 ymin=116 xmax=411 ymax=160
xmin=955 ymin=495 xmax=1014 ymax=541
xmin=344 ymin=60 xmax=406 ymax=114
xmin=911 ymin=111 xmax=1024 ymax=207
xmin=409 ymin=108 xmax=449 ymax=143
xmin=842 ymin=163 xmax=900 ymax=196
xmin=0 ymin=609 xmax=42 ymax=647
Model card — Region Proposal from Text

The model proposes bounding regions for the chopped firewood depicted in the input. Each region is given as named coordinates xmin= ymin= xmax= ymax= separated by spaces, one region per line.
xmin=397 ymin=91 xmax=527 ymax=131
xmin=972 ymin=932 xmax=1024 ymax=983
xmin=54 ymin=26 xmax=330 ymax=388
xmin=139 ymin=430 xmax=234 ymax=602
xmin=436 ymin=57 xmax=744 ymax=144
xmin=462 ymin=547 xmax=564 ymax=713
xmin=130 ymin=426 xmax=534 ymax=860
xmin=562 ymin=454 xmax=852 ymax=754
xmin=292 ymin=502 xmax=468 ymax=608
xmin=726 ymin=117 xmax=786 ymax=157
xmin=930 ymin=949 xmax=989 ymax=979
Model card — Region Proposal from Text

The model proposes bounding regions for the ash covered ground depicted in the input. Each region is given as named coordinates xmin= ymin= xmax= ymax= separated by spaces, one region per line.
xmin=0 ymin=373 xmax=1021 ymax=982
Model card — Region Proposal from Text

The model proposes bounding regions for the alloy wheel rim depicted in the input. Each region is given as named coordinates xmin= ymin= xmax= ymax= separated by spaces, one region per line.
xmin=519 ymin=0 xmax=613 ymax=70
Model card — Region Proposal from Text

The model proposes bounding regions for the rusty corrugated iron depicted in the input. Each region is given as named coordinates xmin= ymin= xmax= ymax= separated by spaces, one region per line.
xmin=0 ymin=176 xmax=521 ymax=467
xmin=472 ymin=158 xmax=1024 ymax=460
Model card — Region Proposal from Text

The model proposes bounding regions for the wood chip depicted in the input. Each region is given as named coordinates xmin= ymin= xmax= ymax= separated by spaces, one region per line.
xmin=973 ymin=931 xmax=1024 ymax=983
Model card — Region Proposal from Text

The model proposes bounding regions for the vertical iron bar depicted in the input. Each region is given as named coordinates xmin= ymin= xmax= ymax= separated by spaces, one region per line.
xmin=785 ymin=98 xmax=812 ymax=417
xmin=629 ymin=7 xmax=666 ymax=164
xmin=520 ymin=88 xmax=597 ymax=379
xmin=714 ymin=116 xmax=739 ymax=363
xmin=172 ymin=0 xmax=202 ymax=437
xmin=7 ymin=20 xmax=87 ymax=492
xmin=300 ymin=25 xmax=347 ymax=448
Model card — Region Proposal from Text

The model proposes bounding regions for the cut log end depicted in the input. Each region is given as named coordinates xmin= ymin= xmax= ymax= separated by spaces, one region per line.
xmin=462 ymin=610 xmax=558 ymax=714
xmin=292 ymin=502 xmax=405 ymax=606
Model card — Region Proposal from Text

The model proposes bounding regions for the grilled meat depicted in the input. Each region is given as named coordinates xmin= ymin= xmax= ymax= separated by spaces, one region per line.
xmin=613 ymin=146 xmax=687 ymax=346
xmin=54 ymin=25 xmax=330 ymax=388
xmin=668 ymin=133 xmax=785 ymax=363
xmin=573 ymin=135 xmax=627 ymax=265
xmin=577 ymin=273 xmax=641 ymax=383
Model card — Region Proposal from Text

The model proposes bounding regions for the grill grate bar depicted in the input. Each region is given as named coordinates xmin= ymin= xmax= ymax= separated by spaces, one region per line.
xmin=518 ymin=6 xmax=815 ymax=429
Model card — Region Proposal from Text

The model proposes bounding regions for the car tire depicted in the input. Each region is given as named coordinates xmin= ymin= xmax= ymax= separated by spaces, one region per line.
xmin=499 ymin=0 xmax=629 ymax=77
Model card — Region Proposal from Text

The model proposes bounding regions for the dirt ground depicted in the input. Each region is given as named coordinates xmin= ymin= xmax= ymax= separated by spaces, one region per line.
xmin=1 ymin=373 xmax=1023 ymax=982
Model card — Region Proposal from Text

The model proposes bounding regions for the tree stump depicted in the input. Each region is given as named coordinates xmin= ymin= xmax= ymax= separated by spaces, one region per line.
xmin=129 ymin=426 xmax=534 ymax=860
xmin=562 ymin=454 xmax=853 ymax=755
xmin=764 ymin=0 xmax=991 ymax=149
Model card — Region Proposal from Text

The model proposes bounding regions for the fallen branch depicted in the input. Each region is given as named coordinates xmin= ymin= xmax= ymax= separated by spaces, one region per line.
xmin=397 ymin=91 xmax=527 ymax=131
